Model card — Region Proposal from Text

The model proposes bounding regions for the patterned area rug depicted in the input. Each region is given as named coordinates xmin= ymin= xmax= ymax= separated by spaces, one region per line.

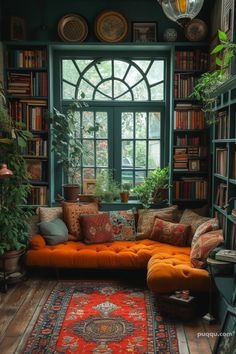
xmin=22 ymin=281 xmax=179 ymax=354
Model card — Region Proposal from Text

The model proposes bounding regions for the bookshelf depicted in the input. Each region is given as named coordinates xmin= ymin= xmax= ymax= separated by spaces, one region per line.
xmin=212 ymin=75 xmax=236 ymax=251
xmin=171 ymin=47 xmax=210 ymax=207
xmin=4 ymin=44 xmax=49 ymax=206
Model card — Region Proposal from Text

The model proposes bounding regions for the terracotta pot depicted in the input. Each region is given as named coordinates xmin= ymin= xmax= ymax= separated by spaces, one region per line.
xmin=0 ymin=248 xmax=25 ymax=274
xmin=63 ymin=184 xmax=80 ymax=202
xmin=120 ymin=191 xmax=129 ymax=203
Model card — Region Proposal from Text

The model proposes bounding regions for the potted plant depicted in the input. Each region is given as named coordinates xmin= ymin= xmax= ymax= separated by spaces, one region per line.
xmin=0 ymin=83 xmax=33 ymax=283
xmin=132 ymin=167 xmax=169 ymax=208
xmin=93 ymin=170 xmax=120 ymax=202
xmin=50 ymin=95 xmax=99 ymax=202
xmin=120 ymin=182 xmax=131 ymax=203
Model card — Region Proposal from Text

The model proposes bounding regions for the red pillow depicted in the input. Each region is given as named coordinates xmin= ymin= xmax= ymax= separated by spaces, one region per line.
xmin=150 ymin=218 xmax=190 ymax=246
xmin=80 ymin=213 xmax=114 ymax=244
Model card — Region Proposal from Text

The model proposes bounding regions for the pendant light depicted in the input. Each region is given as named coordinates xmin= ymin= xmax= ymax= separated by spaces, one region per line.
xmin=158 ymin=0 xmax=204 ymax=27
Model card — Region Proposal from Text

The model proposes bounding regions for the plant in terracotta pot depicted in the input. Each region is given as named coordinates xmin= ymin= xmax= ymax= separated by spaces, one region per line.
xmin=120 ymin=183 xmax=131 ymax=203
xmin=93 ymin=170 xmax=120 ymax=202
xmin=132 ymin=167 xmax=169 ymax=208
xmin=0 ymin=83 xmax=33 ymax=287
xmin=50 ymin=95 xmax=99 ymax=202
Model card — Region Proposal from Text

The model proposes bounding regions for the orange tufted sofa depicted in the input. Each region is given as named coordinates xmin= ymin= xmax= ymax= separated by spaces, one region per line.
xmin=26 ymin=234 xmax=210 ymax=293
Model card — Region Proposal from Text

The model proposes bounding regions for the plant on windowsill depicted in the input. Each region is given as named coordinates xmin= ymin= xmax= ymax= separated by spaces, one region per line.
xmin=120 ymin=183 xmax=131 ymax=203
xmin=132 ymin=167 xmax=169 ymax=208
xmin=0 ymin=82 xmax=33 ymax=282
xmin=50 ymin=94 xmax=99 ymax=202
xmin=191 ymin=30 xmax=236 ymax=124
xmin=93 ymin=170 xmax=120 ymax=203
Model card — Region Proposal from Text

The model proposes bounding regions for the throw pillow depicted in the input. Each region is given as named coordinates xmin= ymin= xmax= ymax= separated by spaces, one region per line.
xmin=63 ymin=202 xmax=99 ymax=240
xmin=38 ymin=206 xmax=63 ymax=222
xmin=191 ymin=218 xmax=219 ymax=248
xmin=190 ymin=229 xmax=224 ymax=268
xmin=150 ymin=218 xmax=190 ymax=246
xmin=137 ymin=205 xmax=179 ymax=239
xmin=109 ymin=209 xmax=136 ymax=241
xmin=38 ymin=218 xmax=69 ymax=245
xmin=80 ymin=213 xmax=114 ymax=244
xmin=179 ymin=209 xmax=210 ymax=245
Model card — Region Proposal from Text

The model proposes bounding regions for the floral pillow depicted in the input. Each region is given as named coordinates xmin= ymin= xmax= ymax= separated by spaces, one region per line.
xmin=191 ymin=218 xmax=219 ymax=248
xmin=80 ymin=213 xmax=114 ymax=244
xmin=110 ymin=209 xmax=136 ymax=241
xmin=190 ymin=229 xmax=224 ymax=268
xmin=150 ymin=218 xmax=190 ymax=246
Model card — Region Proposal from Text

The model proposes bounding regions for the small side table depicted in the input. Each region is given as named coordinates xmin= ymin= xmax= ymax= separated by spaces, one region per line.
xmin=203 ymin=257 xmax=234 ymax=323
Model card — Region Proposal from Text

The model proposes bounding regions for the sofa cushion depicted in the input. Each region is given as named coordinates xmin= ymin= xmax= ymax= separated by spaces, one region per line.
xmin=190 ymin=229 xmax=224 ymax=268
xmin=110 ymin=209 xmax=136 ymax=241
xmin=179 ymin=209 xmax=210 ymax=245
xmin=63 ymin=202 xmax=99 ymax=240
xmin=80 ymin=213 xmax=114 ymax=244
xmin=191 ymin=218 xmax=219 ymax=247
xmin=137 ymin=205 xmax=178 ymax=239
xmin=38 ymin=206 xmax=63 ymax=222
xmin=150 ymin=218 xmax=190 ymax=246
xmin=38 ymin=218 xmax=69 ymax=245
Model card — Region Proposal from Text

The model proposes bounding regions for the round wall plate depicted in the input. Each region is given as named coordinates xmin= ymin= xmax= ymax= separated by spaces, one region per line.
xmin=58 ymin=14 xmax=88 ymax=42
xmin=95 ymin=10 xmax=128 ymax=43
xmin=184 ymin=19 xmax=208 ymax=42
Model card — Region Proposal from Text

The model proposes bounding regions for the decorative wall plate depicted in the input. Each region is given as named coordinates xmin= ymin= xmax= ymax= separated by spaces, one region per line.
xmin=184 ymin=19 xmax=208 ymax=42
xmin=95 ymin=10 xmax=128 ymax=42
xmin=163 ymin=28 xmax=177 ymax=42
xmin=58 ymin=14 xmax=88 ymax=42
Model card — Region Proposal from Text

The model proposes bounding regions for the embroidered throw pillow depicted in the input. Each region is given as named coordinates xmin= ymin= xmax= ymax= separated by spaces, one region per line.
xmin=190 ymin=229 xmax=224 ymax=268
xmin=38 ymin=206 xmax=63 ymax=222
xmin=137 ymin=205 xmax=179 ymax=239
xmin=110 ymin=209 xmax=136 ymax=241
xmin=80 ymin=213 xmax=114 ymax=244
xmin=150 ymin=218 xmax=190 ymax=246
xmin=179 ymin=209 xmax=210 ymax=245
xmin=63 ymin=202 xmax=99 ymax=241
xmin=191 ymin=218 xmax=219 ymax=248
xmin=38 ymin=218 xmax=69 ymax=245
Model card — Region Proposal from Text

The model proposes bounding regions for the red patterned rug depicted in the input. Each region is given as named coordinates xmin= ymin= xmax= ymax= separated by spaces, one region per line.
xmin=21 ymin=281 xmax=179 ymax=353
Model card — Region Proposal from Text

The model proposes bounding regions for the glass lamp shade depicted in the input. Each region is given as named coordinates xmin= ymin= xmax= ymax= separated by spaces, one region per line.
xmin=0 ymin=164 xmax=13 ymax=179
xmin=159 ymin=0 xmax=204 ymax=26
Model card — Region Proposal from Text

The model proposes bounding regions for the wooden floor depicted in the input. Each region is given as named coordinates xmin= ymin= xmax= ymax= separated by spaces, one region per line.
xmin=0 ymin=273 xmax=220 ymax=354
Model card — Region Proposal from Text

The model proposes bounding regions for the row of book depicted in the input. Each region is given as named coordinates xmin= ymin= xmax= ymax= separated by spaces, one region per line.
xmin=215 ymin=183 xmax=227 ymax=208
xmin=27 ymin=186 xmax=48 ymax=205
xmin=20 ymin=137 xmax=48 ymax=157
xmin=215 ymin=148 xmax=227 ymax=176
xmin=216 ymin=111 xmax=229 ymax=140
xmin=26 ymin=160 xmax=48 ymax=181
xmin=174 ymin=74 xmax=199 ymax=99
xmin=174 ymin=107 xmax=205 ymax=129
xmin=7 ymin=72 xmax=48 ymax=97
xmin=6 ymin=49 xmax=47 ymax=68
xmin=9 ymin=99 xmax=48 ymax=131
xmin=175 ymin=50 xmax=208 ymax=71
xmin=174 ymin=178 xmax=208 ymax=200
xmin=173 ymin=147 xmax=208 ymax=170
xmin=175 ymin=134 xmax=207 ymax=146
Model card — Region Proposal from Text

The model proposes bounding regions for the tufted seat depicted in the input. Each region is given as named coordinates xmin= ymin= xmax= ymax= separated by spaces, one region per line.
xmin=26 ymin=234 xmax=210 ymax=293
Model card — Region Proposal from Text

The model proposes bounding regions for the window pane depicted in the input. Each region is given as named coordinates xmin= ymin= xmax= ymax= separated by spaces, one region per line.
xmin=96 ymin=140 xmax=108 ymax=167
xmin=135 ymin=112 xmax=147 ymax=138
xmin=83 ymin=140 xmax=95 ymax=166
xmin=135 ymin=171 xmax=146 ymax=185
xmin=97 ymin=60 xmax=112 ymax=79
xmin=149 ymin=112 xmax=161 ymax=138
xmin=95 ymin=91 xmax=112 ymax=100
xmin=148 ymin=141 xmax=160 ymax=169
xmin=135 ymin=140 xmax=146 ymax=168
xmin=114 ymin=60 xmax=129 ymax=79
xmin=63 ymin=81 xmax=75 ymax=99
xmin=122 ymin=112 xmax=134 ymax=139
xmin=122 ymin=141 xmax=134 ymax=168
xmin=133 ymin=60 xmax=150 ymax=73
xmin=125 ymin=66 xmax=142 ymax=86
xmin=77 ymin=80 xmax=94 ymax=100
xmin=151 ymin=83 xmax=164 ymax=101
xmin=116 ymin=92 xmax=132 ymax=101
xmin=84 ymin=66 xmax=101 ymax=86
xmin=147 ymin=60 xmax=164 ymax=84
xmin=96 ymin=112 xmax=108 ymax=138
xmin=133 ymin=80 xmax=148 ymax=101
xmin=75 ymin=59 xmax=93 ymax=72
xmin=62 ymin=60 xmax=78 ymax=84
xmin=122 ymin=170 xmax=133 ymax=185
xmin=97 ymin=80 xmax=112 ymax=98
xmin=83 ymin=168 xmax=95 ymax=179
xmin=114 ymin=80 xmax=128 ymax=98
xmin=82 ymin=111 xmax=94 ymax=138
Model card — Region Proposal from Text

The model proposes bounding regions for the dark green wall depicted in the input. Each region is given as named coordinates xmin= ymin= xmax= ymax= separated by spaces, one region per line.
xmin=1 ymin=0 xmax=214 ymax=42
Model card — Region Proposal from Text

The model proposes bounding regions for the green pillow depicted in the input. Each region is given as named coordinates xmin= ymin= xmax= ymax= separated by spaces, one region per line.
xmin=38 ymin=218 xmax=69 ymax=245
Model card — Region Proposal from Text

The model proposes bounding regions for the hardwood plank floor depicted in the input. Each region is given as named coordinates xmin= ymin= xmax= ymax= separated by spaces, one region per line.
xmin=0 ymin=276 xmax=220 ymax=354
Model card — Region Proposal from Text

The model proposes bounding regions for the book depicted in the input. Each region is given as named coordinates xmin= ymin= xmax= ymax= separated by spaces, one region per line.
xmin=215 ymin=249 xmax=236 ymax=263
xmin=26 ymin=160 xmax=42 ymax=180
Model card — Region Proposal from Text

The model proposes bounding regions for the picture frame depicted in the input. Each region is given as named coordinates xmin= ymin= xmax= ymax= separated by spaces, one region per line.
xmin=10 ymin=16 xmax=26 ymax=41
xmin=83 ymin=179 xmax=96 ymax=194
xmin=213 ymin=306 xmax=236 ymax=354
xmin=132 ymin=22 xmax=157 ymax=43
xmin=189 ymin=160 xmax=200 ymax=171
